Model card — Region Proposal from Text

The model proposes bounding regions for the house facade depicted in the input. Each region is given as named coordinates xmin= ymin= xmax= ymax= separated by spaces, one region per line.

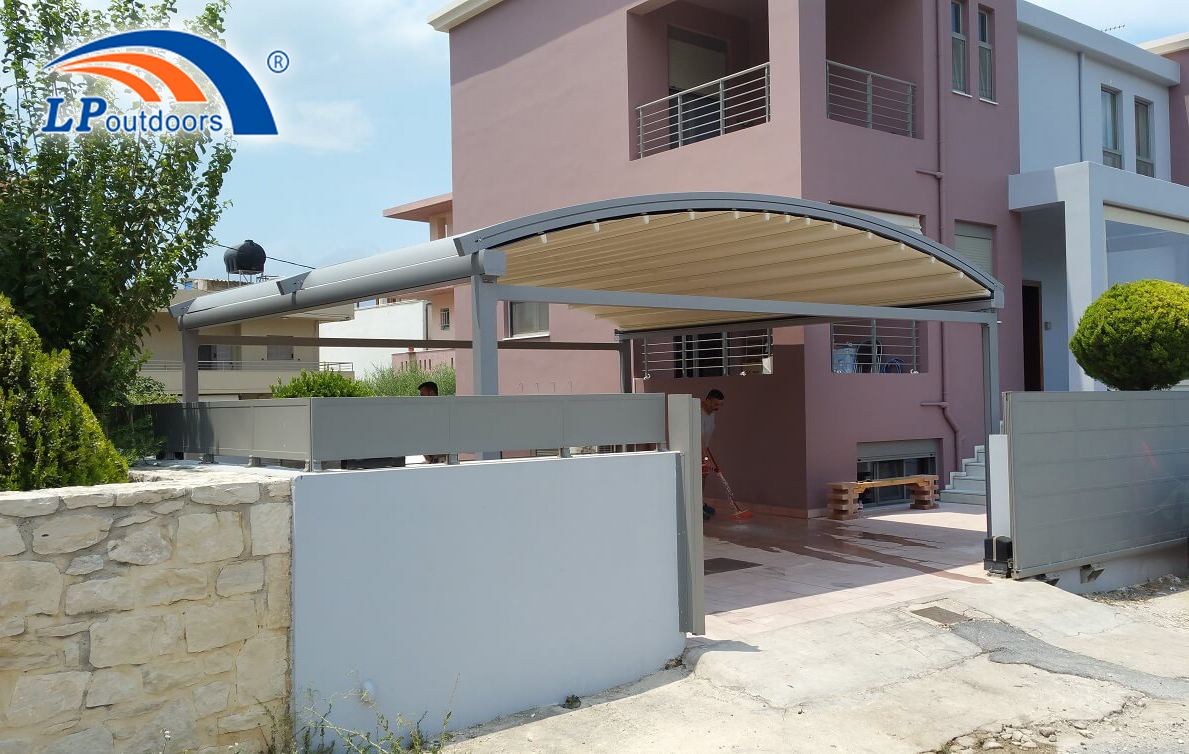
xmin=382 ymin=0 xmax=1185 ymax=516
xmin=1009 ymin=6 xmax=1189 ymax=391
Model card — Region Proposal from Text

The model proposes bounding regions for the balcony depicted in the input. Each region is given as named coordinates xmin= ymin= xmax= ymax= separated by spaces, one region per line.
xmin=636 ymin=63 xmax=770 ymax=159
xmin=826 ymin=61 xmax=917 ymax=138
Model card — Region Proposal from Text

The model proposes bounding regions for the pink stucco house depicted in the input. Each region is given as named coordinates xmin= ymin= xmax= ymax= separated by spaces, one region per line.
xmin=384 ymin=0 xmax=1187 ymax=518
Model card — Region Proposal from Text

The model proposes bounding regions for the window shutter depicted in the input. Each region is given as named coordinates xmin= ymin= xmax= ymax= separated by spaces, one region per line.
xmin=953 ymin=222 xmax=993 ymax=275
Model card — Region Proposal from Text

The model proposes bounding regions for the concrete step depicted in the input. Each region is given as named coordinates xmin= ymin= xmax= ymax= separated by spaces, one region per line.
xmin=938 ymin=489 xmax=986 ymax=506
xmin=948 ymin=474 xmax=987 ymax=493
xmin=960 ymin=461 xmax=986 ymax=480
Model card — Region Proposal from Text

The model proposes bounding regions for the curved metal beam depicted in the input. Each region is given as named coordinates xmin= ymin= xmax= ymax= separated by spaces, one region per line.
xmin=453 ymin=192 xmax=1003 ymax=303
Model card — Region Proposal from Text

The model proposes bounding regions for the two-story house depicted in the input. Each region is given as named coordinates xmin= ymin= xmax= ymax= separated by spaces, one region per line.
xmin=384 ymin=0 xmax=1028 ymax=517
xmin=1009 ymin=4 xmax=1189 ymax=391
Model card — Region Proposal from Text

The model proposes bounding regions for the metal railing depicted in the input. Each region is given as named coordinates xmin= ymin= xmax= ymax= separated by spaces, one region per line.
xmin=831 ymin=320 xmax=921 ymax=373
xmin=637 ymin=63 xmax=770 ymax=158
xmin=640 ymin=330 xmax=772 ymax=378
xmin=826 ymin=61 xmax=916 ymax=138
xmin=143 ymin=360 xmax=353 ymax=373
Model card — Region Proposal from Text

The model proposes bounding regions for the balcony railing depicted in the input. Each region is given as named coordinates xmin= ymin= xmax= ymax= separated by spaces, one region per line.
xmin=637 ymin=63 xmax=770 ymax=158
xmin=143 ymin=360 xmax=354 ymax=373
xmin=827 ymin=61 xmax=916 ymax=138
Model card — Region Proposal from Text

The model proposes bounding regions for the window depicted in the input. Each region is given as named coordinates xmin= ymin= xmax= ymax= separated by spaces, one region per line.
xmin=831 ymin=321 xmax=923 ymax=374
xmin=440 ymin=307 xmax=451 ymax=331
xmin=856 ymin=440 xmax=939 ymax=506
xmin=639 ymin=330 xmax=772 ymax=378
xmin=953 ymin=222 xmax=994 ymax=276
xmin=1135 ymin=98 xmax=1154 ymax=177
xmin=977 ymin=8 xmax=994 ymax=101
xmin=951 ymin=1 xmax=968 ymax=94
xmin=508 ymin=302 xmax=549 ymax=337
xmin=1102 ymin=88 xmax=1122 ymax=168
xmin=266 ymin=344 xmax=294 ymax=361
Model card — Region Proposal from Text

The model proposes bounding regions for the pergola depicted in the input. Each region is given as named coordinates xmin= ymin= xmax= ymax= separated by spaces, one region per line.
xmin=174 ymin=192 xmax=1004 ymax=432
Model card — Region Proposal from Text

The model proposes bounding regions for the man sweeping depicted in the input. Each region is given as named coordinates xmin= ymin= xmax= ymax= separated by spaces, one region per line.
xmin=700 ymin=389 xmax=725 ymax=520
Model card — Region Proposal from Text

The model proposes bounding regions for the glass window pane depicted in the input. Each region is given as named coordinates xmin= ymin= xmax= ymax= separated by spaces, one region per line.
xmin=978 ymin=11 xmax=989 ymax=43
xmin=952 ymin=37 xmax=968 ymax=92
xmin=509 ymin=302 xmax=549 ymax=336
xmin=1102 ymin=89 xmax=1118 ymax=150
xmin=979 ymin=46 xmax=993 ymax=100
xmin=952 ymin=1 xmax=963 ymax=33
xmin=1136 ymin=101 xmax=1152 ymax=159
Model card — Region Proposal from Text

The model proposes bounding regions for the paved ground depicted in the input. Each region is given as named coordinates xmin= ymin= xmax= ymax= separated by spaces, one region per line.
xmin=446 ymin=506 xmax=1189 ymax=754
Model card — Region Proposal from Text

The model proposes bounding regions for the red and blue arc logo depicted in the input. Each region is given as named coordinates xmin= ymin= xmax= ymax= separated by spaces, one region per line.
xmin=41 ymin=29 xmax=277 ymax=135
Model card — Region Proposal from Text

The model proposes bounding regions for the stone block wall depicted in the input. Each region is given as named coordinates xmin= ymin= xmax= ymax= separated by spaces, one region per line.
xmin=0 ymin=469 xmax=295 ymax=754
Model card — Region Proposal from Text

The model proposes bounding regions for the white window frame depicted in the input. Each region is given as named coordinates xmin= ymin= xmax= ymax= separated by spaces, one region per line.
xmin=507 ymin=301 xmax=550 ymax=338
xmin=1135 ymin=97 xmax=1154 ymax=177
xmin=951 ymin=1 xmax=969 ymax=95
xmin=977 ymin=7 xmax=994 ymax=102
xmin=440 ymin=306 xmax=451 ymax=331
xmin=1102 ymin=87 xmax=1123 ymax=169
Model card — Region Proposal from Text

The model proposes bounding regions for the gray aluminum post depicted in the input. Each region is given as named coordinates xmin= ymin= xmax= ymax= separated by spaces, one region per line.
xmin=181 ymin=329 xmax=200 ymax=403
xmin=470 ymin=273 xmax=499 ymax=396
xmin=981 ymin=318 xmax=1001 ymax=539
xmin=619 ymin=340 xmax=633 ymax=394
xmin=667 ymin=394 xmax=705 ymax=635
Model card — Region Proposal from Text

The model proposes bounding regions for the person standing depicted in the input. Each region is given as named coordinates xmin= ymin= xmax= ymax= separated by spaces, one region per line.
xmin=700 ymin=389 xmax=724 ymax=520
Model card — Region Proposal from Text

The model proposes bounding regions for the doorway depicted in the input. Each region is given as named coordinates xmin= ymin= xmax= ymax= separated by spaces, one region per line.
xmin=1022 ymin=282 xmax=1043 ymax=391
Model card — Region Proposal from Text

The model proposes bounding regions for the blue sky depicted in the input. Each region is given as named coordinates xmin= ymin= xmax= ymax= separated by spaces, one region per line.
xmin=193 ymin=0 xmax=1189 ymax=279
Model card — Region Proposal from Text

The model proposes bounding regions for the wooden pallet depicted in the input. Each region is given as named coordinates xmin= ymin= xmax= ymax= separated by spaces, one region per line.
xmin=826 ymin=475 xmax=939 ymax=520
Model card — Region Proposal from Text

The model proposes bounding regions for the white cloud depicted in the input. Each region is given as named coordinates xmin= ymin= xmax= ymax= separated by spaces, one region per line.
xmin=239 ymin=99 xmax=376 ymax=153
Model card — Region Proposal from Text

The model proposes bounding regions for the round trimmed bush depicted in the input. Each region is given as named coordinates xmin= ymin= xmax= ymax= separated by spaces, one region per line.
xmin=270 ymin=370 xmax=374 ymax=398
xmin=1070 ymin=280 xmax=1189 ymax=390
xmin=0 ymin=295 xmax=127 ymax=490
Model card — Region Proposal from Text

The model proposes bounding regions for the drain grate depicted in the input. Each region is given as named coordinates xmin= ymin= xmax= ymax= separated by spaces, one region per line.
xmin=911 ymin=606 xmax=970 ymax=625
xmin=704 ymin=557 xmax=762 ymax=575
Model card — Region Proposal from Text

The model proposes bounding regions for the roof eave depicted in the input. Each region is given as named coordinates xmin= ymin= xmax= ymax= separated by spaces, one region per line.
xmin=428 ymin=0 xmax=507 ymax=32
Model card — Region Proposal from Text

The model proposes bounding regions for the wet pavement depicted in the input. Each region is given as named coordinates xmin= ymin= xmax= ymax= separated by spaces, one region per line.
xmin=698 ymin=503 xmax=990 ymax=641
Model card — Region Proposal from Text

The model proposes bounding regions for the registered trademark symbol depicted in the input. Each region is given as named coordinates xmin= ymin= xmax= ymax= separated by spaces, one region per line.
xmin=267 ymin=50 xmax=289 ymax=73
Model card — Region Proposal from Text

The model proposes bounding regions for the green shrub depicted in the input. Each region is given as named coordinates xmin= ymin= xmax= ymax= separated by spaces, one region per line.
xmin=1070 ymin=280 xmax=1189 ymax=390
xmin=271 ymin=370 xmax=374 ymax=398
xmin=0 ymin=295 xmax=127 ymax=490
xmin=361 ymin=365 xmax=457 ymax=397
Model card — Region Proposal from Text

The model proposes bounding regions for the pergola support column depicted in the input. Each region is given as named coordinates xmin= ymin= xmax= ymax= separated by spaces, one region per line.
xmin=181 ymin=329 xmax=200 ymax=404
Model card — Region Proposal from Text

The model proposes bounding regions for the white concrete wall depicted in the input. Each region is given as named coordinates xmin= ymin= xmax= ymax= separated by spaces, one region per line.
xmin=1018 ymin=30 xmax=1174 ymax=178
xmin=318 ymin=301 xmax=427 ymax=377
xmin=291 ymin=452 xmax=684 ymax=736
xmin=1108 ymin=244 xmax=1189 ymax=286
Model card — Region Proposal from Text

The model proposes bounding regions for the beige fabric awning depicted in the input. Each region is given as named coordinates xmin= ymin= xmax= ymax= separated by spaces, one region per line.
xmin=488 ymin=207 xmax=992 ymax=332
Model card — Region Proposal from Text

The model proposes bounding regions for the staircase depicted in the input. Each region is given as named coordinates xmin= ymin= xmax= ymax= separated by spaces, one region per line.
xmin=938 ymin=445 xmax=986 ymax=506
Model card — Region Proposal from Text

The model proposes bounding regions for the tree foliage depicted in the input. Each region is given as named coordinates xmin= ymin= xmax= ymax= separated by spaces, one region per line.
xmin=1070 ymin=280 xmax=1189 ymax=390
xmin=271 ymin=370 xmax=374 ymax=398
xmin=0 ymin=0 xmax=234 ymax=419
xmin=0 ymin=294 xmax=127 ymax=490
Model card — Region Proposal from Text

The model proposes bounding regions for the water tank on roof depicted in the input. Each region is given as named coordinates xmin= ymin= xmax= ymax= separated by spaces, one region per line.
xmin=224 ymin=240 xmax=266 ymax=275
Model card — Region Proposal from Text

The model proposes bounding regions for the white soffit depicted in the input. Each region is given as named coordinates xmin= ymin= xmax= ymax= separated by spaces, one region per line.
xmin=493 ymin=210 xmax=990 ymax=332
xmin=1104 ymin=206 xmax=1189 ymax=237
xmin=428 ymin=0 xmax=508 ymax=32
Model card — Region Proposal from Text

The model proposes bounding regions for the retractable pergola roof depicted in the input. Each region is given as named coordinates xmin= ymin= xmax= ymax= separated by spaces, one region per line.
xmin=173 ymin=192 xmax=1003 ymax=429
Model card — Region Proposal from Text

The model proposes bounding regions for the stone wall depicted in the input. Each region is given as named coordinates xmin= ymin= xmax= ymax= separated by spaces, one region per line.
xmin=0 ymin=468 xmax=295 ymax=754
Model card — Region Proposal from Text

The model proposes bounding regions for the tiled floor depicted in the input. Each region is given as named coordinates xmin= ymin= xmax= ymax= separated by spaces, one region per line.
xmin=697 ymin=503 xmax=990 ymax=641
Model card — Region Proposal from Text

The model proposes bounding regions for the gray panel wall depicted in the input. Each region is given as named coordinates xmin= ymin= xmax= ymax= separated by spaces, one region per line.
xmin=150 ymin=394 xmax=667 ymax=462
xmin=1006 ymin=391 xmax=1189 ymax=577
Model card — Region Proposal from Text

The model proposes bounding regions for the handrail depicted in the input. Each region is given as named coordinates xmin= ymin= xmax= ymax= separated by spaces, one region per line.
xmin=636 ymin=63 xmax=770 ymax=158
xmin=143 ymin=360 xmax=354 ymax=372
xmin=826 ymin=60 xmax=916 ymax=139
xmin=636 ymin=62 xmax=771 ymax=110
xmin=826 ymin=60 xmax=916 ymax=89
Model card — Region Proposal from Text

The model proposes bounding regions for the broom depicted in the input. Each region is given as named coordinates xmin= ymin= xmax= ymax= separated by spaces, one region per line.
xmin=707 ymin=450 xmax=753 ymax=520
